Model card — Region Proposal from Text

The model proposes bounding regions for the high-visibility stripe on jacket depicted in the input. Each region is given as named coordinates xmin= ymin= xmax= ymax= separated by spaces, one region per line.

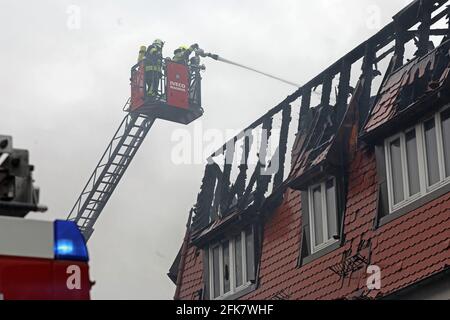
xmin=145 ymin=65 xmax=162 ymax=72
xmin=145 ymin=45 xmax=163 ymax=72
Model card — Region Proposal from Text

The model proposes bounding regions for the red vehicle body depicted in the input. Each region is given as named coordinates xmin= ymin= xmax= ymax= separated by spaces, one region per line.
xmin=0 ymin=216 xmax=92 ymax=300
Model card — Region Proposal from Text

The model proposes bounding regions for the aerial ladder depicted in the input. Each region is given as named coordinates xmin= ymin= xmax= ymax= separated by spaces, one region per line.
xmin=67 ymin=46 xmax=301 ymax=241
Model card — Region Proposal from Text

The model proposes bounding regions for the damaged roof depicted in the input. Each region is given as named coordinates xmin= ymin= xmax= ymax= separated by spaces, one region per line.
xmin=171 ymin=0 xmax=450 ymax=301
xmin=288 ymin=80 xmax=364 ymax=189
xmin=363 ymin=40 xmax=450 ymax=140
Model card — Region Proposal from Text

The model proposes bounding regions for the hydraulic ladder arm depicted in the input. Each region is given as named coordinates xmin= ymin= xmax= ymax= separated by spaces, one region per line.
xmin=67 ymin=104 xmax=155 ymax=241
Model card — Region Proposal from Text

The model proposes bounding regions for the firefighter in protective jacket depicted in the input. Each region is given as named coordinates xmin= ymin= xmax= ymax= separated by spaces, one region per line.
xmin=145 ymin=39 xmax=164 ymax=97
xmin=137 ymin=45 xmax=146 ymax=63
xmin=173 ymin=44 xmax=199 ymax=65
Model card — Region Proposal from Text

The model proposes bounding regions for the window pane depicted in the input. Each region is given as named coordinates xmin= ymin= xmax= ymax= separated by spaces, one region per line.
xmin=441 ymin=109 xmax=450 ymax=177
xmin=312 ymin=186 xmax=324 ymax=246
xmin=212 ymin=246 xmax=220 ymax=298
xmin=325 ymin=179 xmax=338 ymax=240
xmin=390 ymin=138 xmax=404 ymax=204
xmin=245 ymin=228 xmax=255 ymax=282
xmin=234 ymin=234 xmax=243 ymax=288
xmin=405 ymin=130 xmax=420 ymax=196
xmin=424 ymin=119 xmax=440 ymax=186
xmin=222 ymin=241 xmax=230 ymax=294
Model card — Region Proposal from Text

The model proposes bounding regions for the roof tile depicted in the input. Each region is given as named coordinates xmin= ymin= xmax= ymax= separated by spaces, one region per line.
xmin=364 ymin=45 xmax=450 ymax=135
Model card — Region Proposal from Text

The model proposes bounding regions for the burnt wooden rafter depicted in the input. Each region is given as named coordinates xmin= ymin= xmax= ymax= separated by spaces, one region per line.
xmin=416 ymin=1 xmax=433 ymax=57
xmin=336 ymin=59 xmax=351 ymax=125
xmin=299 ymin=87 xmax=312 ymax=134
xmin=232 ymin=133 xmax=253 ymax=201
xmin=219 ymin=143 xmax=235 ymax=216
xmin=273 ymin=105 xmax=292 ymax=189
xmin=254 ymin=117 xmax=273 ymax=208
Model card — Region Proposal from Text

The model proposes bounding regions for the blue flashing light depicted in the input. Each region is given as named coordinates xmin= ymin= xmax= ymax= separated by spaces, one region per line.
xmin=54 ymin=220 xmax=89 ymax=262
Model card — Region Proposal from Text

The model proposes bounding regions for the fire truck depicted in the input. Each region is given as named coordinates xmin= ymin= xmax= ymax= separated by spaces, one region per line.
xmin=0 ymin=135 xmax=91 ymax=299
xmin=0 ymin=217 xmax=91 ymax=300
xmin=0 ymin=43 xmax=295 ymax=299
xmin=0 ymin=51 xmax=205 ymax=300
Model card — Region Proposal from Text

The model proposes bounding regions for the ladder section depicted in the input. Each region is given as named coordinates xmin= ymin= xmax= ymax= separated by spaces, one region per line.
xmin=67 ymin=113 xmax=156 ymax=240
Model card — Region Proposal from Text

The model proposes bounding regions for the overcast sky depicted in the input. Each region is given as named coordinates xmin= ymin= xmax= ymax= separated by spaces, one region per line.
xmin=0 ymin=0 xmax=411 ymax=299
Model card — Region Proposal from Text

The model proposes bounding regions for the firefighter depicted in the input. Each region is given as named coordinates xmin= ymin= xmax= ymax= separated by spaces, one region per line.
xmin=145 ymin=39 xmax=164 ymax=97
xmin=172 ymin=44 xmax=199 ymax=65
xmin=137 ymin=45 xmax=146 ymax=63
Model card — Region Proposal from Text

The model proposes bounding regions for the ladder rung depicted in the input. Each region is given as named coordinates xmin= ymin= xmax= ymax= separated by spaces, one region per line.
xmin=94 ymin=190 xmax=110 ymax=194
xmin=88 ymin=199 xmax=105 ymax=204
xmin=87 ymin=201 xmax=103 ymax=206
xmin=105 ymin=169 xmax=125 ymax=177
xmin=101 ymin=180 xmax=116 ymax=186
xmin=127 ymin=134 xmax=142 ymax=139
xmin=105 ymin=171 xmax=119 ymax=176
xmin=99 ymin=180 xmax=115 ymax=185
xmin=111 ymin=162 xmax=126 ymax=167
xmin=85 ymin=203 xmax=105 ymax=210
xmin=116 ymin=153 xmax=132 ymax=158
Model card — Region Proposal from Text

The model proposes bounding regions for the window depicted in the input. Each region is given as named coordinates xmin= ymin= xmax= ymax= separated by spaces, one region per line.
xmin=440 ymin=108 xmax=450 ymax=177
xmin=424 ymin=118 xmax=440 ymax=186
xmin=385 ymin=106 xmax=450 ymax=212
xmin=208 ymin=227 xmax=255 ymax=299
xmin=308 ymin=178 xmax=339 ymax=253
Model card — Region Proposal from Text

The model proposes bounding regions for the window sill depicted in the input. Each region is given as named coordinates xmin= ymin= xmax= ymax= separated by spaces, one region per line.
xmin=213 ymin=283 xmax=257 ymax=301
xmin=379 ymin=181 xmax=450 ymax=227
xmin=299 ymin=240 xmax=341 ymax=267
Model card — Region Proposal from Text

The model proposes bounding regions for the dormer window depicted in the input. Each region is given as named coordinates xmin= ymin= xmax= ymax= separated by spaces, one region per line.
xmin=384 ymin=106 xmax=450 ymax=213
xmin=297 ymin=174 xmax=344 ymax=266
xmin=308 ymin=178 xmax=339 ymax=253
xmin=206 ymin=226 xmax=255 ymax=300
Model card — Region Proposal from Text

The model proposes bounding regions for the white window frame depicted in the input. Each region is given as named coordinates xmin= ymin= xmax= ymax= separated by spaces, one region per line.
xmin=208 ymin=228 xmax=254 ymax=300
xmin=308 ymin=178 xmax=339 ymax=254
xmin=385 ymin=105 xmax=450 ymax=213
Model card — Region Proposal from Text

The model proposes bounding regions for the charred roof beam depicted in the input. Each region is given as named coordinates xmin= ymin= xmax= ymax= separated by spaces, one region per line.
xmin=231 ymin=133 xmax=252 ymax=202
xmin=416 ymin=1 xmax=433 ymax=57
xmin=321 ymin=73 xmax=334 ymax=107
xmin=359 ymin=42 xmax=376 ymax=128
xmin=393 ymin=18 xmax=408 ymax=69
xmin=208 ymin=1 xmax=449 ymax=160
xmin=219 ymin=143 xmax=235 ymax=216
xmin=193 ymin=0 xmax=450 ymax=232
xmin=336 ymin=59 xmax=352 ymax=125
xmin=273 ymin=105 xmax=292 ymax=189
xmin=298 ymin=86 xmax=312 ymax=134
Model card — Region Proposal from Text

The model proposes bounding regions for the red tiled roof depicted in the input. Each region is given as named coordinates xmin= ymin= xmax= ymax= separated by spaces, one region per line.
xmin=176 ymin=246 xmax=203 ymax=300
xmin=288 ymin=79 xmax=364 ymax=189
xmin=364 ymin=43 xmax=450 ymax=136
xmin=174 ymin=43 xmax=450 ymax=303
xmin=175 ymin=146 xmax=450 ymax=300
